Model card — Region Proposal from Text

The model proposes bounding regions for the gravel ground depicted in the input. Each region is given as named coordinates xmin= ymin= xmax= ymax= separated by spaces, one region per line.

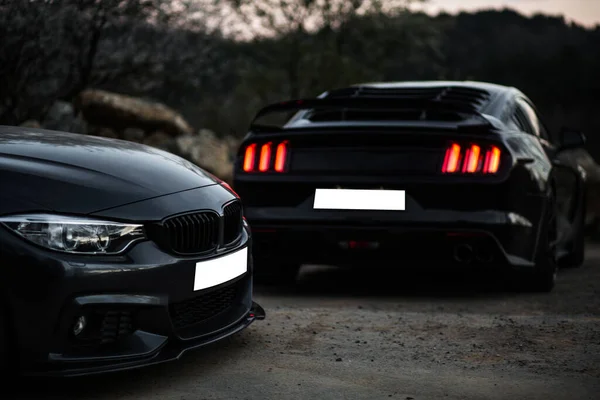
xmin=8 ymin=245 xmax=600 ymax=400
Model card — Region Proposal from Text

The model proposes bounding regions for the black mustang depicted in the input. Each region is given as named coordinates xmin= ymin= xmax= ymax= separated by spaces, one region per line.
xmin=233 ymin=81 xmax=587 ymax=292
xmin=0 ymin=126 xmax=264 ymax=377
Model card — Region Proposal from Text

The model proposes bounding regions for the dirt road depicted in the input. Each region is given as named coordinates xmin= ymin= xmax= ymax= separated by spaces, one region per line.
xmin=9 ymin=246 xmax=600 ymax=400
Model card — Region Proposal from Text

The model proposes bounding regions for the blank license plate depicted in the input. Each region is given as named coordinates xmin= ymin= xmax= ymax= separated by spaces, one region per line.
xmin=313 ymin=188 xmax=406 ymax=211
xmin=193 ymin=247 xmax=248 ymax=291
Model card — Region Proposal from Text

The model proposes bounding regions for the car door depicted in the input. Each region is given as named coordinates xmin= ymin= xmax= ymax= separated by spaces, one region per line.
xmin=514 ymin=97 xmax=578 ymax=242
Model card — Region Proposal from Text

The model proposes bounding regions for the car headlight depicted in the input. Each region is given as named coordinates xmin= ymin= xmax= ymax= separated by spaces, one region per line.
xmin=0 ymin=214 xmax=145 ymax=255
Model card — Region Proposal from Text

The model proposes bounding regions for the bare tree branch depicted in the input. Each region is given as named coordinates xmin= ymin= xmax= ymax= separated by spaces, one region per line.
xmin=0 ymin=0 xmax=221 ymax=124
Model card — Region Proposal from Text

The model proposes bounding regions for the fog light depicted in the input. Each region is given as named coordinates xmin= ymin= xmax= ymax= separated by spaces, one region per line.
xmin=73 ymin=315 xmax=87 ymax=336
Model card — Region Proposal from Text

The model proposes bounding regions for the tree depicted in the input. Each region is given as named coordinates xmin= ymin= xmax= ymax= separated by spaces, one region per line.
xmin=0 ymin=0 xmax=62 ymax=124
xmin=0 ymin=0 xmax=217 ymax=125
xmin=215 ymin=0 xmax=427 ymax=99
xmin=217 ymin=0 xmax=423 ymax=38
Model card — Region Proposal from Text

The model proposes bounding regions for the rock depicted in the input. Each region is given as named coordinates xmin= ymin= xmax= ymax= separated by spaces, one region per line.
xmin=43 ymin=101 xmax=74 ymax=129
xmin=70 ymin=112 xmax=89 ymax=134
xmin=76 ymin=89 xmax=193 ymax=136
xmin=175 ymin=129 xmax=240 ymax=183
xmin=19 ymin=120 xmax=42 ymax=128
xmin=42 ymin=101 xmax=87 ymax=134
xmin=123 ymin=127 xmax=145 ymax=143
xmin=144 ymin=131 xmax=177 ymax=153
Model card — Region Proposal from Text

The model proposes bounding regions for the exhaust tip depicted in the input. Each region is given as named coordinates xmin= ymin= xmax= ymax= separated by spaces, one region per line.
xmin=453 ymin=244 xmax=474 ymax=263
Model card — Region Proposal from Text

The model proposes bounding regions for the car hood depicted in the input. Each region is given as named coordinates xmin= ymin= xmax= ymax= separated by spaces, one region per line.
xmin=0 ymin=126 xmax=218 ymax=215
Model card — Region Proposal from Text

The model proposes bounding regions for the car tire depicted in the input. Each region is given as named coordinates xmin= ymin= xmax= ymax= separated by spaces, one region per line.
xmin=559 ymin=205 xmax=586 ymax=269
xmin=514 ymin=193 xmax=558 ymax=293
xmin=0 ymin=308 xmax=9 ymax=376
xmin=253 ymin=260 xmax=301 ymax=286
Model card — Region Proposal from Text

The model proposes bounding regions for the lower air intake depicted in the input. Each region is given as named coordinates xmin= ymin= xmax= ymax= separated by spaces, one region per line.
xmin=169 ymin=284 xmax=239 ymax=331
xmin=101 ymin=310 xmax=134 ymax=344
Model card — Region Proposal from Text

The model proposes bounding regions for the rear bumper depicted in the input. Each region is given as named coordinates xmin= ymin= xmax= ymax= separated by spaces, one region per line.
xmin=246 ymin=205 xmax=541 ymax=269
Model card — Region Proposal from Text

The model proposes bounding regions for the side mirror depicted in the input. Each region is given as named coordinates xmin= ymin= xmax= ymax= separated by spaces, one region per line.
xmin=559 ymin=127 xmax=586 ymax=151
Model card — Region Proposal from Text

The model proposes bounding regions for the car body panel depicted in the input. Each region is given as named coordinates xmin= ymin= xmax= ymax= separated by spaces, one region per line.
xmin=90 ymin=184 xmax=235 ymax=223
xmin=233 ymin=81 xmax=586 ymax=269
xmin=0 ymin=127 xmax=262 ymax=376
xmin=1 ymin=223 xmax=258 ymax=376
xmin=0 ymin=126 xmax=218 ymax=215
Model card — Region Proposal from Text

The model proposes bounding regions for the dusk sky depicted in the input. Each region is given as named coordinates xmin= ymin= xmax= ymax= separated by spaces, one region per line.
xmin=412 ymin=0 xmax=600 ymax=27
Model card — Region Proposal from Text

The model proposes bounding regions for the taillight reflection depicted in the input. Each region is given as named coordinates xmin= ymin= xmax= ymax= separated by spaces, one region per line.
xmin=442 ymin=142 xmax=502 ymax=175
xmin=242 ymin=141 xmax=289 ymax=173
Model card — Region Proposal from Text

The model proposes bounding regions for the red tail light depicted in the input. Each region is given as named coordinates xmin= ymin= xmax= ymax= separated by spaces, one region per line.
xmin=442 ymin=143 xmax=461 ymax=173
xmin=258 ymin=142 xmax=272 ymax=172
xmin=241 ymin=141 xmax=289 ymax=173
xmin=243 ymin=144 xmax=257 ymax=172
xmin=462 ymin=144 xmax=480 ymax=173
xmin=484 ymin=146 xmax=501 ymax=174
xmin=442 ymin=142 xmax=502 ymax=175
xmin=274 ymin=141 xmax=288 ymax=172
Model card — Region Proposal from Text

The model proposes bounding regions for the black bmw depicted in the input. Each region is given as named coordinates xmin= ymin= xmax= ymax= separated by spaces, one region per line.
xmin=233 ymin=81 xmax=587 ymax=292
xmin=0 ymin=126 xmax=264 ymax=377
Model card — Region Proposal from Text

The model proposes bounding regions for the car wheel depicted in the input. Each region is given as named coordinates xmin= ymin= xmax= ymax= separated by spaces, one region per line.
xmin=515 ymin=194 xmax=558 ymax=293
xmin=253 ymin=260 xmax=301 ymax=286
xmin=559 ymin=206 xmax=586 ymax=269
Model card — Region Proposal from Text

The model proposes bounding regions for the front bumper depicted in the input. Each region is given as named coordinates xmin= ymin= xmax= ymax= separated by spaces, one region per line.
xmin=1 ymin=226 xmax=264 ymax=377
xmin=37 ymin=301 xmax=265 ymax=377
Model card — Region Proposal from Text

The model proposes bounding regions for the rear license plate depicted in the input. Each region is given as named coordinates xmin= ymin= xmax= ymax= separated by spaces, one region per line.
xmin=193 ymin=247 xmax=248 ymax=291
xmin=313 ymin=188 xmax=405 ymax=211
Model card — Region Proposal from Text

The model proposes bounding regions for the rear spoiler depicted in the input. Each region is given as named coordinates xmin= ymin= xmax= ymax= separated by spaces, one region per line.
xmin=249 ymin=97 xmax=493 ymax=132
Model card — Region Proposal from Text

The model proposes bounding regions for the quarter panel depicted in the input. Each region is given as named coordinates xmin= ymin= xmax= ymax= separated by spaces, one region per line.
xmin=503 ymin=132 xmax=552 ymax=194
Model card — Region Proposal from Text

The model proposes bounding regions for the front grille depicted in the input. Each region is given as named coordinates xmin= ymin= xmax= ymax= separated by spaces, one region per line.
xmin=147 ymin=211 xmax=220 ymax=255
xmin=169 ymin=284 xmax=238 ymax=331
xmin=223 ymin=201 xmax=243 ymax=244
